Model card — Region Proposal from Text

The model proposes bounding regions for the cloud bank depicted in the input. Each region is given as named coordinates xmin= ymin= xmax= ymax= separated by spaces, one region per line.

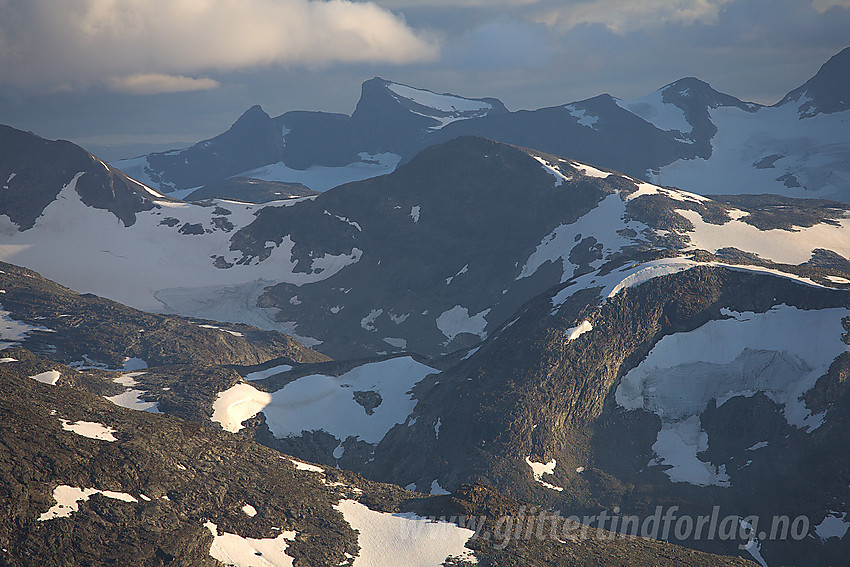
xmin=532 ymin=0 xmax=736 ymax=33
xmin=0 ymin=0 xmax=440 ymax=93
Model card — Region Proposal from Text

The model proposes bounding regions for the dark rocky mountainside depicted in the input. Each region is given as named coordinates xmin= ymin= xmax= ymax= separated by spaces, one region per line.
xmin=0 ymin=125 xmax=158 ymax=230
xmin=0 ymin=262 xmax=326 ymax=369
xmin=223 ymin=135 xmax=850 ymax=359
xmin=779 ymin=46 xmax=850 ymax=116
xmin=0 ymin=268 xmax=755 ymax=566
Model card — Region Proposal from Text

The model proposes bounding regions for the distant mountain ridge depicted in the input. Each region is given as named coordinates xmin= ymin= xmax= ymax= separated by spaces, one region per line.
xmin=114 ymin=47 xmax=850 ymax=203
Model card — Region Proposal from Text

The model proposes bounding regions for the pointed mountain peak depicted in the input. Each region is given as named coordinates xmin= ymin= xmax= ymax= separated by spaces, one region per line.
xmin=353 ymin=77 xmax=507 ymax=131
xmin=237 ymin=104 xmax=271 ymax=122
xmin=779 ymin=46 xmax=850 ymax=117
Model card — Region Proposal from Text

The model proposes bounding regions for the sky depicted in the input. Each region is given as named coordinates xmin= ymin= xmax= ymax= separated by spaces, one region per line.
xmin=1 ymin=0 xmax=848 ymax=159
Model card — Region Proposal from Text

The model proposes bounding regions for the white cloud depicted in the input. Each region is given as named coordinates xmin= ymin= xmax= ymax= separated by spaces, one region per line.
xmin=0 ymin=0 xmax=440 ymax=92
xmin=533 ymin=0 xmax=736 ymax=34
xmin=108 ymin=74 xmax=221 ymax=95
xmin=811 ymin=0 xmax=850 ymax=12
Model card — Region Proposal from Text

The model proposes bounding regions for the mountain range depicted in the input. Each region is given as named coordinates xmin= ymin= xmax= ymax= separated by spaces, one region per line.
xmin=115 ymin=48 xmax=850 ymax=203
xmin=1 ymin=47 xmax=849 ymax=567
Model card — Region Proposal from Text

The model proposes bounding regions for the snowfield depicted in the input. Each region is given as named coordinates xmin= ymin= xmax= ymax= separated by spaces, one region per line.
xmin=0 ymin=172 xmax=362 ymax=331
xmin=334 ymin=499 xmax=478 ymax=566
xmin=616 ymin=304 xmax=848 ymax=486
xmin=211 ymin=357 xmax=437 ymax=444
xmin=653 ymin=101 xmax=850 ymax=202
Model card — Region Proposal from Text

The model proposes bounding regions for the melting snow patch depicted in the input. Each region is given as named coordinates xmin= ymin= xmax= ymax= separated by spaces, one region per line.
xmin=565 ymin=320 xmax=592 ymax=341
xmin=0 ymin=309 xmax=54 ymax=345
xmin=245 ymin=364 xmax=293 ymax=381
xmin=334 ymin=499 xmax=478 ymax=566
xmin=0 ymin=357 xmax=16 ymax=362
xmin=525 ymin=457 xmax=564 ymax=491
xmin=572 ymin=161 xmax=611 ymax=179
xmin=607 ymin=259 xmax=698 ymax=298
xmin=287 ymin=458 xmax=324 ymax=474
xmin=533 ymin=156 xmax=571 ymax=186
xmin=410 ymin=205 xmax=420 ymax=222
xmin=649 ymin=416 xmax=730 ymax=487
xmin=39 ymin=486 xmax=138 ymax=521
xmin=122 ymin=357 xmax=148 ymax=371
xmin=436 ymin=306 xmax=490 ymax=342
xmin=815 ymin=512 xmax=850 ymax=540
xmin=205 ymin=522 xmax=296 ymax=567
xmin=242 ymin=504 xmax=258 ymax=517
xmin=678 ymin=208 xmax=850 ymax=265
xmin=255 ymin=357 xmax=437 ymax=444
xmin=826 ymin=275 xmax=850 ymax=284
xmin=234 ymin=153 xmax=400 ymax=192
xmin=30 ymin=370 xmax=60 ymax=385
xmin=197 ymin=323 xmax=244 ymax=337
xmin=430 ymin=480 xmax=450 ymax=495
xmin=60 ymin=419 xmax=117 ymax=442
xmin=747 ymin=441 xmax=769 ymax=451
xmin=445 ymin=264 xmax=469 ymax=285
xmin=383 ymin=337 xmax=407 ymax=349
xmin=105 ymin=389 xmax=160 ymax=413
xmin=565 ymin=105 xmax=599 ymax=129
xmin=361 ymin=309 xmax=383 ymax=331
xmin=211 ymin=383 xmax=272 ymax=433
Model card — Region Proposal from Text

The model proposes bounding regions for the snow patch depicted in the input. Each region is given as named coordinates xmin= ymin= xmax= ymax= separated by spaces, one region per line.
xmin=383 ymin=337 xmax=407 ymax=349
xmin=122 ymin=357 xmax=148 ymax=371
xmin=205 ymin=522 xmax=296 ymax=567
xmin=564 ymin=105 xmax=599 ymax=129
xmin=236 ymin=152 xmax=400 ymax=192
xmin=334 ymin=499 xmax=478 ymax=566
xmin=525 ymin=457 xmax=564 ymax=491
xmin=60 ymin=419 xmax=118 ymax=442
xmin=242 ymin=504 xmax=258 ymax=517
xmin=436 ymin=306 xmax=490 ymax=342
xmin=678 ymin=208 xmax=850 ymax=265
xmin=245 ymin=364 xmax=293 ymax=381
xmin=815 ymin=512 xmax=850 ymax=540
xmin=617 ymin=90 xmax=692 ymax=134
xmin=565 ymin=320 xmax=592 ymax=341
xmin=649 ymin=416 xmax=730 ymax=487
xmin=30 ymin=370 xmax=60 ymax=385
xmin=39 ymin=486 xmax=138 ymax=521
xmin=361 ymin=309 xmax=383 ymax=331
xmin=572 ymin=161 xmax=611 ymax=179
xmin=0 ymin=309 xmax=54 ymax=345
xmin=105 ymin=389 xmax=161 ymax=413
xmin=211 ymin=382 xmax=272 ymax=433
xmin=287 ymin=458 xmax=324 ymax=474
xmin=197 ymin=323 xmax=244 ymax=337
xmin=533 ymin=156 xmax=571 ymax=186
xmin=410 ymin=205 xmax=420 ymax=222
xmin=221 ymin=357 xmax=437 ymax=445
